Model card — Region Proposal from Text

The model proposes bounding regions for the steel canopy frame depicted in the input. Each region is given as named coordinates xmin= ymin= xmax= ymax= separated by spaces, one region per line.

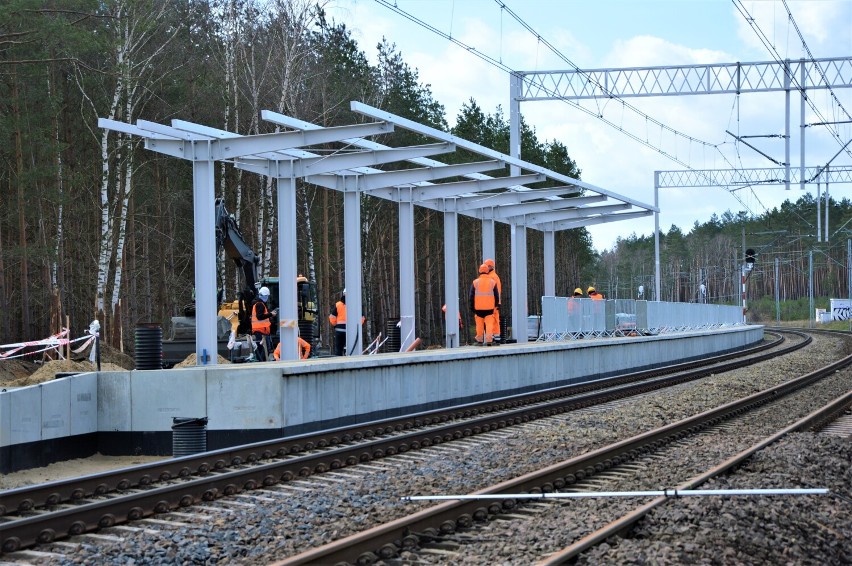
xmin=165 ymin=119 xmax=462 ymax=360
xmin=351 ymin=101 xmax=656 ymax=343
xmin=100 ymin=100 xmax=650 ymax=359
xmin=263 ymin=110 xmax=641 ymax=347
xmin=98 ymin=117 xmax=396 ymax=363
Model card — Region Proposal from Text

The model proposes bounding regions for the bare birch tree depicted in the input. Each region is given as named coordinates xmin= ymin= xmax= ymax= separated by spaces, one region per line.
xmin=76 ymin=0 xmax=179 ymax=338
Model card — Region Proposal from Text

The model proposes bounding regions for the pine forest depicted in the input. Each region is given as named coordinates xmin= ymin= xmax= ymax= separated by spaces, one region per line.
xmin=1 ymin=0 xmax=848 ymax=355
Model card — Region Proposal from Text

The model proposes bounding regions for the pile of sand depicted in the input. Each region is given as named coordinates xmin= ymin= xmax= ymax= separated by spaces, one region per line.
xmin=174 ymin=353 xmax=231 ymax=368
xmin=4 ymin=360 xmax=129 ymax=387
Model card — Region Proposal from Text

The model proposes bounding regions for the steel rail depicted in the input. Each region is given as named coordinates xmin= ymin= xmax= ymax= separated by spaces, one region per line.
xmin=0 ymin=331 xmax=799 ymax=554
xmin=0 ymin=331 xmax=787 ymax=516
xmin=536 ymin=389 xmax=852 ymax=565
xmin=267 ymin=331 xmax=850 ymax=565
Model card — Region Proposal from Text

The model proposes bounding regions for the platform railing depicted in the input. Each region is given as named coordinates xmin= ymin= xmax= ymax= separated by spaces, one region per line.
xmin=537 ymin=298 xmax=744 ymax=341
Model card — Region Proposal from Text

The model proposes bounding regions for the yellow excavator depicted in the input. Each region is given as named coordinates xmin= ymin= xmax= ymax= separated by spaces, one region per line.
xmin=162 ymin=198 xmax=318 ymax=367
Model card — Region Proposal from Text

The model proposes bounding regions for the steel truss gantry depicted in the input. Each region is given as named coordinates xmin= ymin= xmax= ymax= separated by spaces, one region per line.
xmin=100 ymin=101 xmax=654 ymax=363
xmin=510 ymin=57 xmax=852 ymax=301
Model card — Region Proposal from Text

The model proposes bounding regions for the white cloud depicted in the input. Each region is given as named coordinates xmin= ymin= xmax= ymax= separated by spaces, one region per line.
xmin=328 ymin=0 xmax=851 ymax=251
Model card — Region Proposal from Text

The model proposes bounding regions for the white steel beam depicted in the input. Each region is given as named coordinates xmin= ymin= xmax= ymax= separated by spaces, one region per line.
xmin=263 ymin=110 xmax=539 ymax=193
xmin=487 ymin=195 xmax=609 ymax=219
xmin=351 ymin=101 xmax=657 ymax=213
xmin=532 ymin=210 xmax=653 ymax=231
xmin=368 ymin=173 xmax=544 ymax=202
xmin=138 ymin=119 xmax=394 ymax=159
xmin=454 ymin=185 xmax=580 ymax=210
xmin=306 ymin=160 xmax=505 ymax=192
xmin=513 ymin=203 xmax=632 ymax=225
xmin=234 ymin=143 xmax=455 ymax=178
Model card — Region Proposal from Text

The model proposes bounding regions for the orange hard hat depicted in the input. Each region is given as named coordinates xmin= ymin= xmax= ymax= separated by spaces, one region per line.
xmin=479 ymin=263 xmax=489 ymax=274
xmin=484 ymin=258 xmax=495 ymax=269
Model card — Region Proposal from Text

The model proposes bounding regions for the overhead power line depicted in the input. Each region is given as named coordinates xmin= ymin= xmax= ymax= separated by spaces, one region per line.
xmin=372 ymin=0 xmax=760 ymax=214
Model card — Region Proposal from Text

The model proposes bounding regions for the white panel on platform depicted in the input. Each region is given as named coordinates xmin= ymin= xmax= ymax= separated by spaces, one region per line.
xmin=131 ymin=370 xmax=206 ymax=431
xmin=98 ymin=372 xmax=132 ymax=432
xmin=40 ymin=379 xmax=71 ymax=440
xmin=0 ymin=391 xmax=10 ymax=448
xmin=10 ymin=387 xmax=41 ymax=444
xmin=70 ymin=372 xmax=98 ymax=436
xmin=207 ymin=368 xmax=282 ymax=429
xmin=317 ymin=371 xmax=342 ymax=422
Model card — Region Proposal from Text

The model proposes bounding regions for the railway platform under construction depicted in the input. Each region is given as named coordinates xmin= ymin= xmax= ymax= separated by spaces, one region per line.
xmin=1 ymin=324 xmax=763 ymax=473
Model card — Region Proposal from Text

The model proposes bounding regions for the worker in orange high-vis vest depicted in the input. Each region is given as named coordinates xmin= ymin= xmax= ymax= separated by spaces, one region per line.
xmin=484 ymin=258 xmax=502 ymax=343
xmin=469 ymin=263 xmax=500 ymax=345
xmin=587 ymin=286 xmax=605 ymax=300
xmin=251 ymin=286 xmax=278 ymax=361
xmin=328 ymin=290 xmax=365 ymax=356
xmin=273 ymin=336 xmax=310 ymax=360
xmin=328 ymin=291 xmax=348 ymax=356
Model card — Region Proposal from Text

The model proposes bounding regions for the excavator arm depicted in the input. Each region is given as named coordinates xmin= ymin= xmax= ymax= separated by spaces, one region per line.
xmin=215 ymin=197 xmax=259 ymax=335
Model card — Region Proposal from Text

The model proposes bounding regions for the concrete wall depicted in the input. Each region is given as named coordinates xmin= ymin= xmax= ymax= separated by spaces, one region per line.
xmin=1 ymin=325 xmax=763 ymax=471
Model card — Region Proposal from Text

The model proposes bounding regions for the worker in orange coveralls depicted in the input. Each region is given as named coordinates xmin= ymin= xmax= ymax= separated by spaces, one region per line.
xmin=469 ymin=263 xmax=500 ymax=346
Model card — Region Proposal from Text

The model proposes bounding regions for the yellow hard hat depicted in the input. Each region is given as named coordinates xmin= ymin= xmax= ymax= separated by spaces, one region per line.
xmin=479 ymin=263 xmax=490 ymax=274
xmin=587 ymin=286 xmax=596 ymax=294
xmin=573 ymin=288 xmax=583 ymax=296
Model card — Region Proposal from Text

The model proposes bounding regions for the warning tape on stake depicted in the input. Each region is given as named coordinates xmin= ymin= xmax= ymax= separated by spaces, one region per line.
xmin=0 ymin=329 xmax=96 ymax=361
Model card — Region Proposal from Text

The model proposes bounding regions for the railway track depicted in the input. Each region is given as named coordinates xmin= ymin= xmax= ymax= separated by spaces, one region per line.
xmin=266 ymin=330 xmax=851 ymax=565
xmin=1 ymin=328 xmax=844 ymax=564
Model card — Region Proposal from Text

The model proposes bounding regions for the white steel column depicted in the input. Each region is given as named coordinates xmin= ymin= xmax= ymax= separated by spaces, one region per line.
xmin=543 ymin=230 xmax=555 ymax=296
xmin=444 ymin=209 xmax=460 ymax=348
xmin=399 ymin=196 xmax=416 ymax=351
xmin=654 ymin=174 xmax=661 ymax=302
xmin=509 ymin=73 xmax=522 ymax=177
xmin=192 ymin=155 xmax=218 ymax=365
xmin=276 ymin=174 xmax=299 ymax=360
xmin=481 ymin=218 xmax=495 ymax=262
xmin=511 ymin=224 xmax=528 ymax=343
xmin=344 ymin=180 xmax=363 ymax=355
xmin=784 ymin=60 xmax=791 ymax=190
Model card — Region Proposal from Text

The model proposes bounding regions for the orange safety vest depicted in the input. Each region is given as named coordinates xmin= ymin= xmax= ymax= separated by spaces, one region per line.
xmin=252 ymin=301 xmax=272 ymax=334
xmin=488 ymin=271 xmax=502 ymax=305
xmin=590 ymin=293 xmax=604 ymax=301
xmin=472 ymin=275 xmax=497 ymax=310
xmin=329 ymin=301 xmax=347 ymax=326
xmin=273 ymin=338 xmax=310 ymax=360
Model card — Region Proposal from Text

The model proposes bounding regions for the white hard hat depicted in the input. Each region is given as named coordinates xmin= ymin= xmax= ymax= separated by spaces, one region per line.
xmin=259 ymin=286 xmax=270 ymax=297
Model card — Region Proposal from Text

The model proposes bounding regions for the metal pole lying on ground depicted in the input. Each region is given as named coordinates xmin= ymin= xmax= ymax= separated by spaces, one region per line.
xmin=402 ymin=488 xmax=828 ymax=501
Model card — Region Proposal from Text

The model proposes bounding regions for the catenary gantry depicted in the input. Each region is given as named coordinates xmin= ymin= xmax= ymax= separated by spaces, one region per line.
xmin=99 ymin=101 xmax=655 ymax=363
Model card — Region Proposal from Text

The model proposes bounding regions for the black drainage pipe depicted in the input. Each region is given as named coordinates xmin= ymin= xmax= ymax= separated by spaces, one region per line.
xmin=172 ymin=417 xmax=208 ymax=457
xmin=134 ymin=323 xmax=163 ymax=370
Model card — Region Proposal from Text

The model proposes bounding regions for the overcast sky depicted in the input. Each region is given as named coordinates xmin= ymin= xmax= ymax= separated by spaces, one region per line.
xmin=325 ymin=0 xmax=852 ymax=251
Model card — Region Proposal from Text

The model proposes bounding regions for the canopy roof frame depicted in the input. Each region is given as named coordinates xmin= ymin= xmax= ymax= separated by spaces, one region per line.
xmin=99 ymin=100 xmax=654 ymax=359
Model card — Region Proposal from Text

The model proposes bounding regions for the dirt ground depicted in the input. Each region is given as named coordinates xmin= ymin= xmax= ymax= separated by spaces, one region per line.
xmin=0 ymin=454 xmax=169 ymax=491
xmin=0 ymin=342 xmax=135 ymax=389
xmin=0 ymin=344 xmax=222 ymax=491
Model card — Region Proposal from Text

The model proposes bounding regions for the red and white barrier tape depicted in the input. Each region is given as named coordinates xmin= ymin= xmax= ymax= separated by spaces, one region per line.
xmin=0 ymin=329 xmax=95 ymax=361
